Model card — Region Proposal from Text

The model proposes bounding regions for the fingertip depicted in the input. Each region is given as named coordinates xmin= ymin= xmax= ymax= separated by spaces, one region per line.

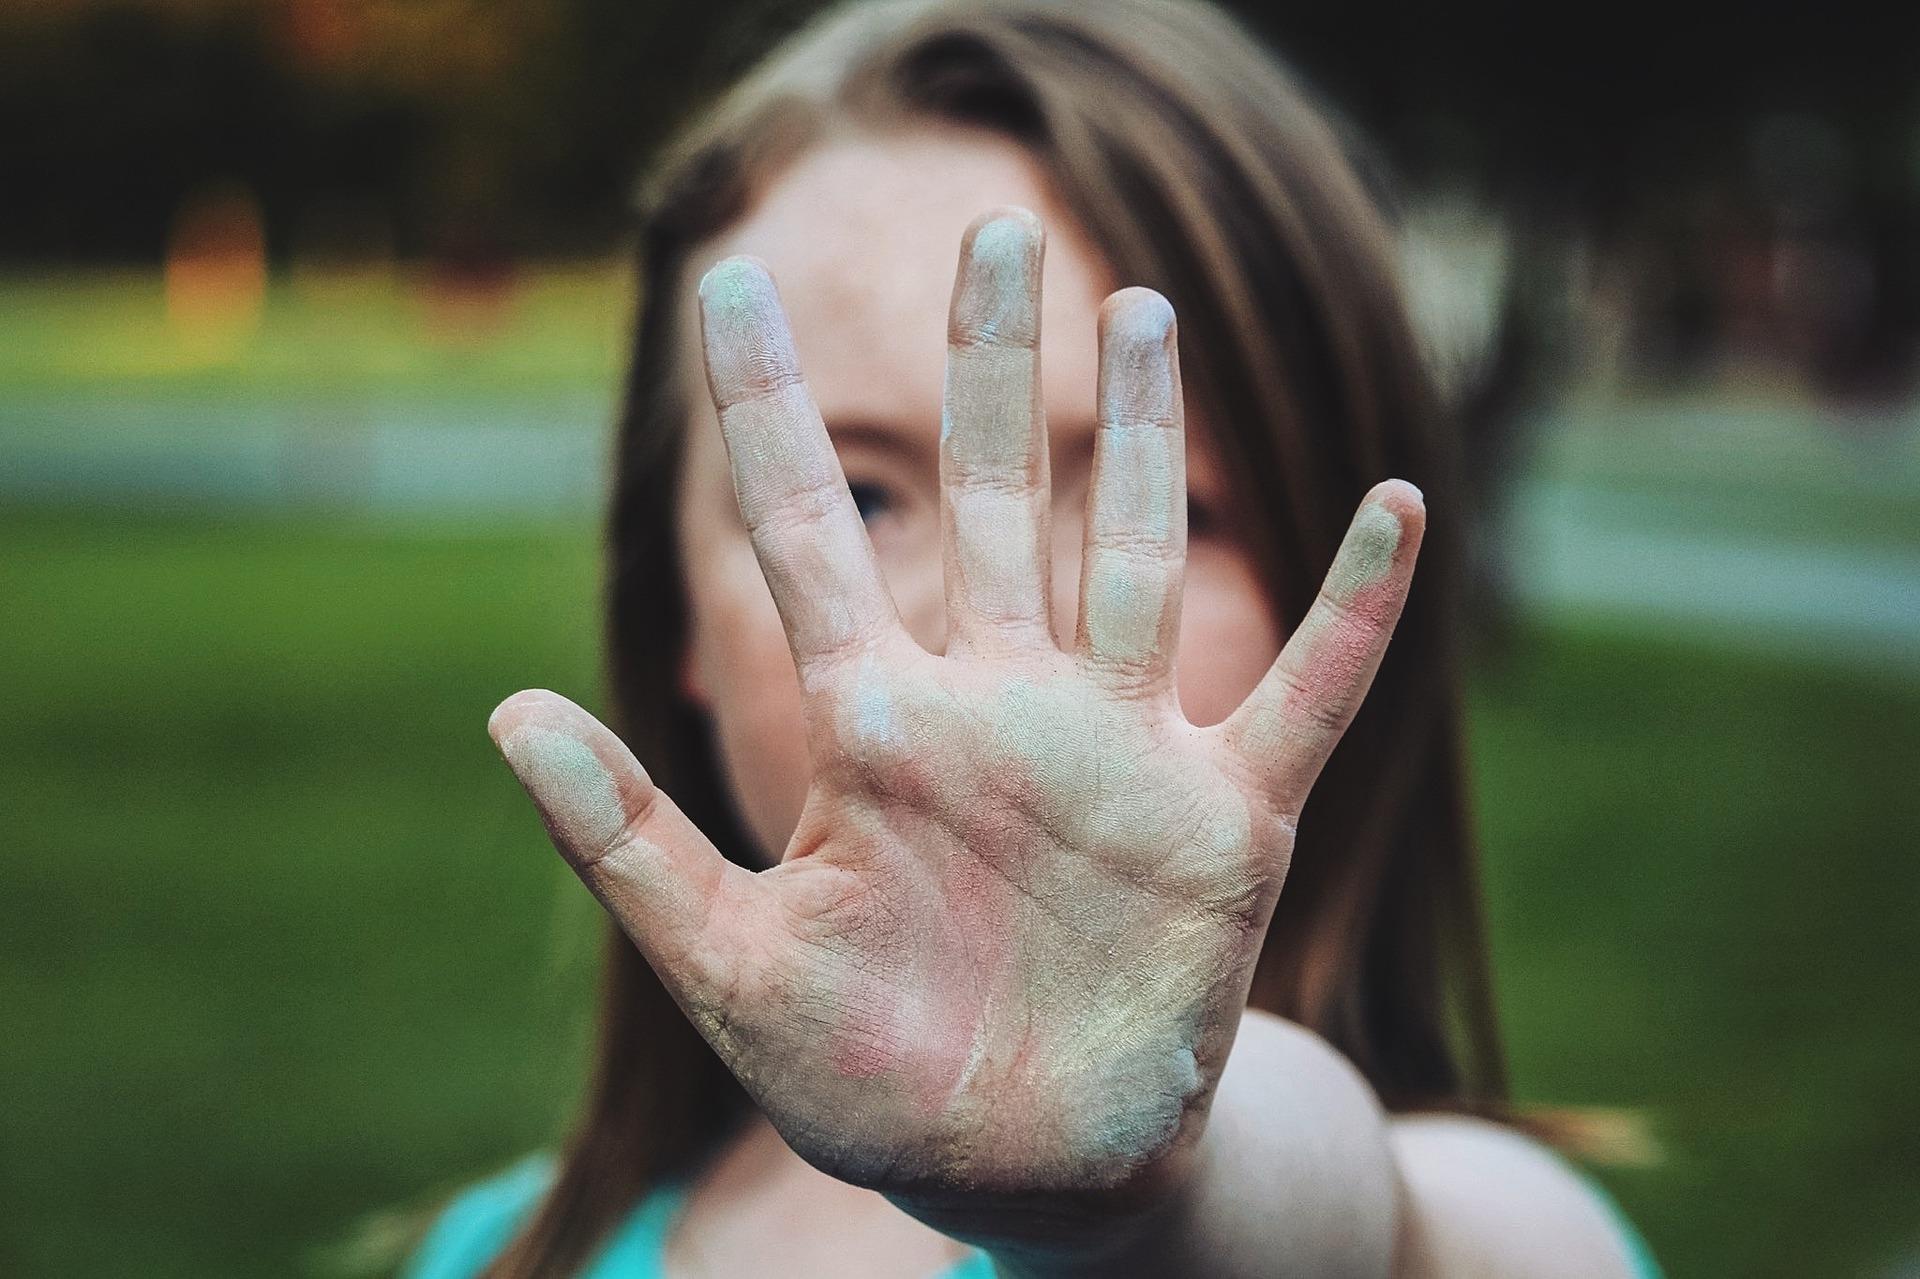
xmin=1099 ymin=286 xmax=1176 ymax=346
xmin=951 ymin=207 xmax=1044 ymax=348
xmin=697 ymin=256 xmax=784 ymax=350
xmin=697 ymin=254 xmax=774 ymax=310
xmin=1361 ymin=479 xmax=1427 ymax=551
xmin=1096 ymin=288 xmax=1180 ymax=432
xmin=487 ymin=691 xmax=647 ymax=866
xmin=488 ymin=687 xmax=571 ymax=746
xmin=1367 ymin=477 xmax=1424 ymax=512
xmin=1321 ymin=489 xmax=1417 ymax=602
xmin=961 ymin=205 xmax=1044 ymax=257
xmin=697 ymin=255 xmax=800 ymax=409
xmin=489 ymin=690 xmax=628 ymax=787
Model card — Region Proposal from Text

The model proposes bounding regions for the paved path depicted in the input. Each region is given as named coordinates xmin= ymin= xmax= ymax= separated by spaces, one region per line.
xmin=1508 ymin=480 xmax=1920 ymax=675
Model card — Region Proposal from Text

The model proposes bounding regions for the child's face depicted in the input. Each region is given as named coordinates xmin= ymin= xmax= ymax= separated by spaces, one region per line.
xmin=671 ymin=126 xmax=1283 ymax=869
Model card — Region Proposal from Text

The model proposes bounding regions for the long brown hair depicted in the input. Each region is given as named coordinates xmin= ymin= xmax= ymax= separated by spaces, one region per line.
xmin=489 ymin=0 xmax=1501 ymax=1271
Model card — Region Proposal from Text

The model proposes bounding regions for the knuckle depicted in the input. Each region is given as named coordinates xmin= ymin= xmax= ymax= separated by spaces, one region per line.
xmin=948 ymin=320 xmax=1038 ymax=353
xmin=947 ymin=466 xmax=1042 ymax=503
xmin=747 ymin=477 xmax=846 ymax=542
xmin=1088 ymin=526 xmax=1180 ymax=558
xmin=713 ymin=365 xmax=804 ymax=411
xmin=578 ymin=791 xmax=663 ymax=871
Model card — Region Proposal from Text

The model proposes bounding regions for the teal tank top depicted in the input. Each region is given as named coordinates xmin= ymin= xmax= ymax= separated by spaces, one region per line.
xmin=401 ymin=1153 xmax=998 ymax=1279
xmin=404 ymin=1151 xmax=1661 ymax=1278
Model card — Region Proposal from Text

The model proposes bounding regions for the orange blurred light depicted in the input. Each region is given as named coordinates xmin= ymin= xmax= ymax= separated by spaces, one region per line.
xmin=164 ymin=179 xmax=267 ymax=353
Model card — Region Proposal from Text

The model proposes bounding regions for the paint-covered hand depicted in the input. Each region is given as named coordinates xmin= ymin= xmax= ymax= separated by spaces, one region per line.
xmin=487 ymin=209 xmax=1423 ymax=1232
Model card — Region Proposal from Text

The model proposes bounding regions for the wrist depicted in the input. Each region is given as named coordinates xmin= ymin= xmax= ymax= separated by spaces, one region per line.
xmin=973 ymin=1010 xmax=1399 ymax=1279
xmin=887 ymin=1103 xmax=1215 ymax=1275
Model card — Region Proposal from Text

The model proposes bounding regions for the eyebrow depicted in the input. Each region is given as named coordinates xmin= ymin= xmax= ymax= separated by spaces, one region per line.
xmin=822 ymin=417 xmax=934 ymax=461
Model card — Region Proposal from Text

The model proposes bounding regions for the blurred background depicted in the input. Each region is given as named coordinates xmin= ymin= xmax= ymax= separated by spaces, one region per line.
xmin=3 ymin=1 xmax=1917 ymax=1275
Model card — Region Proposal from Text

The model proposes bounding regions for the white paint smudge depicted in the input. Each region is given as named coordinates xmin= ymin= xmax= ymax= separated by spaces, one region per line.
xmin=501 ymin=723 xmax=628 ymax=854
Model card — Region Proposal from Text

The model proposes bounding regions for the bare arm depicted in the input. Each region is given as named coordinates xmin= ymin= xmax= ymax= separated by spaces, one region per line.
xmin=1392 ymin=1112 xmax=1646 ymax=1279
xmin=988 ymin=1009 xmax=1645 ymax=1279
xmin=980 ymin=1008 xmax=1399 ymax=1278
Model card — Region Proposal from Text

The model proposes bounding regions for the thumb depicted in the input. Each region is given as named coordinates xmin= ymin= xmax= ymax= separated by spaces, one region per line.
xmin=487 ymin=689 xmax=768 ymax=1035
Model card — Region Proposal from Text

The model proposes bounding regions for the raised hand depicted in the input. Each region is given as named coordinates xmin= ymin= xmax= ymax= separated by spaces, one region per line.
xmin=488 ymin=208 xmax=1424 ymax=1218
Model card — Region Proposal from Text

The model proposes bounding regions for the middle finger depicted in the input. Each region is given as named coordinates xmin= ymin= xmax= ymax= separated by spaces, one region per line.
xmin=940 ymin=207 xmax=1054 ymax=655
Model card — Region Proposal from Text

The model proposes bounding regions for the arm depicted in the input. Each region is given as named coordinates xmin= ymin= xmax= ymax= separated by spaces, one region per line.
xmin=983 ymin=1009 xmax=1645 ymax=1279
xmin=980 ymin=1008 xmax=1401 ymax=1279
xmin=1391 ymin=1113 xmax=1648 ymax=1279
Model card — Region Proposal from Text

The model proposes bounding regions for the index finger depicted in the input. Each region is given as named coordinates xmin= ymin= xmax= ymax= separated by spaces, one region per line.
xmin=698 ymin=256 xmax=903 ymax=689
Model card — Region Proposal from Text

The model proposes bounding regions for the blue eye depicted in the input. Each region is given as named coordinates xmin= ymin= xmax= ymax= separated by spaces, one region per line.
xmin=848 ymin=480 xmax=896 ymax=524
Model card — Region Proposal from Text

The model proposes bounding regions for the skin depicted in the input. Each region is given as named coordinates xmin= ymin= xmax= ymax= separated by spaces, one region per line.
xmin=489 ymin=128 xmax=1644 ymax=1277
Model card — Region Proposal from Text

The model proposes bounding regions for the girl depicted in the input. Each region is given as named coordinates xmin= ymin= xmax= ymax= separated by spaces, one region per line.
xmin=409 ymin=0 xmax=1660 ymax=1274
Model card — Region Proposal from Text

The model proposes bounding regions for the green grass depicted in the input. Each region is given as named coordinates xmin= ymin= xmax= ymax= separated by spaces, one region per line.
xmin=3 ymin=511 xmax=1916 ymax=1277
xmin=1472 ymin=622 xmax=1920 ymax=1277
xmin=0 ymin=512 xmax=609 ymax=1277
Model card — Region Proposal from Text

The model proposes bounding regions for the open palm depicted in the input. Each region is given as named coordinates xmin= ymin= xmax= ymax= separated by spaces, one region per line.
xmin=489 ymin=208 xmax=1424 ymax=1212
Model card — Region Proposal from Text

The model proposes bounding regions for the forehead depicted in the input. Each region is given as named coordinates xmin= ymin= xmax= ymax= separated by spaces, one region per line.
xmin=677 ymin=126 xmax=1115 ymax=448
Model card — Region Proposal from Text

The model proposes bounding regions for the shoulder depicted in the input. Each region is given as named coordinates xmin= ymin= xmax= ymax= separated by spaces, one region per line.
xmin=401 ymin=1153 xmax=558 ymax=1279
xmin=1388 ymin=1114 xmax=1660 ymax=1279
